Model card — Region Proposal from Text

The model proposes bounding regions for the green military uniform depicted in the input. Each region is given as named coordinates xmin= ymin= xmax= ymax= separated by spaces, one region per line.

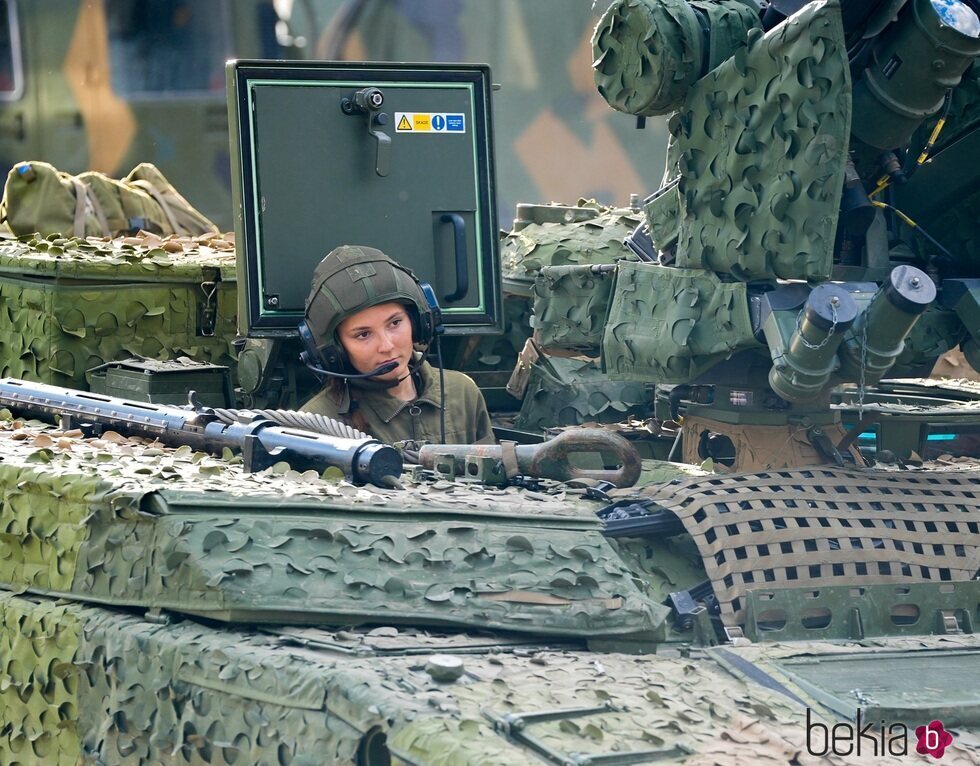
xmin=302 ymin=359 xmax=494 ymax=445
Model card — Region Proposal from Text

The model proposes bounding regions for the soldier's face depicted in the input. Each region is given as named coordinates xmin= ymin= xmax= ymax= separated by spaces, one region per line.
xmin=337 ymin=302 xmax=414 ymax=380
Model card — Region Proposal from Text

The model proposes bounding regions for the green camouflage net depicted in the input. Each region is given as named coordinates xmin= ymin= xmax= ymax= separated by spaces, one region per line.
xmin=602 ymin=261 xmax=757 ymax=383
xmin=0 ymin=596 xmax=80 ymax=766
xmin=0 ymin=233 xmax=237 ymax=387
xmin=669 ymin=0 xmax=850 ymax=281
xmin=532 ymin=265 xmax=616 ymax=354
xmin=0 ymin=416 xmax=666 ymax=641
xmin=76 ymin=608 xmax=370 ymax=764
xmin=15 ymin=591 xmax=971 ymax=766
xmin=644 ymin=182 xmax=680 ymax=253
xmin=514 ymin=356 xmax=652 ymax=432
xmin=0 ymin=455 xmax=106 ymax=593
xmin=593 ymin=0 xmax=761 ymax=117
xmin=501 ymin=202 xmax=640 ymax=295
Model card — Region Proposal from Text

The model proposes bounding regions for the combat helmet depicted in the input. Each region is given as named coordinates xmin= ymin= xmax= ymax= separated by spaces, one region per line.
xmin=299 ymin=245 xmax=436 ymax=375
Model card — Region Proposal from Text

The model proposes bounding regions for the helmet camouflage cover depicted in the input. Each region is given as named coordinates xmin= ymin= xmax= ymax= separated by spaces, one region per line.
xmin=304 ymin=245 xmax=428 ymax=346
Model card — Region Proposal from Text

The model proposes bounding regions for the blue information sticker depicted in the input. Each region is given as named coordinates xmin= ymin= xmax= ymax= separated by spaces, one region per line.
xmin=445 ymin=114 xmax=465 ymax=132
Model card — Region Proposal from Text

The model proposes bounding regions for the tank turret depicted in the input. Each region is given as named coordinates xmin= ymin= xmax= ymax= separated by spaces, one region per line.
xmin=522 ymin=0 xmax=980 ymax=468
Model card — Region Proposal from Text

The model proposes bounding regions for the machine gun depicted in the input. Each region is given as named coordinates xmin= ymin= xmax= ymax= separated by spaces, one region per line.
xmin=0 ymin=378 xmax=402 ymax=488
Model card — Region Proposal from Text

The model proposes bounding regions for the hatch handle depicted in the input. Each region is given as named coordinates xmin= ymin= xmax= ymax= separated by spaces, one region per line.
xmin=341 ymin=87 xmax=391 ymax=177
xmin=440 ymin=213 xmax=469 ymax=302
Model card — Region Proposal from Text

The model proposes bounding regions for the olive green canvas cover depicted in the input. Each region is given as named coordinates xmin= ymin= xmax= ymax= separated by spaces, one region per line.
xmin=1 ymin=160 xmax=219 ymax=238
xmin=601 ymin=261 xmax=758 ymax=383
xmin=532 ymin=264 xmax=616 ymax=355
xmin=0 ymin=233 xmax=237 ymax=387
xmin=668 ymin=0 xmax=851 ymax=281
xmin=514 ymin=353 xmax=653 ymax=432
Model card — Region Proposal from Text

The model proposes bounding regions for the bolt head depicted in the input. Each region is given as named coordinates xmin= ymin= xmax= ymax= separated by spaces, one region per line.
xmin=425 ymin=654 xmax=464 ymax=682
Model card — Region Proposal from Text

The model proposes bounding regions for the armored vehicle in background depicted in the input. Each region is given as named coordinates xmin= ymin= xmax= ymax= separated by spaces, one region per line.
xmin=0 ymin=0 xmax=980 ymax=764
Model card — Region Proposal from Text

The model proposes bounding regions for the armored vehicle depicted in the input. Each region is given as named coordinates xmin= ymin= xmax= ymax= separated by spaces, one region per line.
xmin=1 ymin=0 xmax=980 ymax=764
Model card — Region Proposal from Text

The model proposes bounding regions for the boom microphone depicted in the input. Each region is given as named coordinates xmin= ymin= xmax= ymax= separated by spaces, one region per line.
xmin=303 ymin=360 xmax=399 ymax=379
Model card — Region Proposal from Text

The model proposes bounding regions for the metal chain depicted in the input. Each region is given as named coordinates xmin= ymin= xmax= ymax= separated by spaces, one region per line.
xmin=795 ymin=303 xmax=838 ymax=351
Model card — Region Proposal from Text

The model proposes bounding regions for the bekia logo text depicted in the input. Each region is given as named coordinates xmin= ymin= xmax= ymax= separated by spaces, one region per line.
xmin=807 ymin=710 xmax=953 ymax=759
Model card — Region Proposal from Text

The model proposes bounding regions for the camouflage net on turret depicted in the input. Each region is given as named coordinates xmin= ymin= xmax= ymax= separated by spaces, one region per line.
xmin=0 ymin=232 xmax=237 ymax=388
xmin=592 ymin=0 xmax=761 ymax=117
xmin=500 ymin=202 xmax=640 ymax=293
xmin=668 ymin=0 xmax=851 ymax=281
xmin=501 ymin=203 xmax=654 ymax=424
xmin=602 ymin=261 xmax=759 ymax=383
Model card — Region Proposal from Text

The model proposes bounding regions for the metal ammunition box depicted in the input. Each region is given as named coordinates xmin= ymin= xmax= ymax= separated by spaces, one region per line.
xmin=88 ymin=358 xmax=234 ymax=408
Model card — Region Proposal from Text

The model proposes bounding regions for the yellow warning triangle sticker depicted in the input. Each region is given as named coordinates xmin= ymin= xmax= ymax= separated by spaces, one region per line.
xmin=397 ymin=114 xmax=412 ymax=131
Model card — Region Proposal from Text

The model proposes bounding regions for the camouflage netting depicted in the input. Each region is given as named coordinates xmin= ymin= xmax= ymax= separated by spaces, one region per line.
xmin=644 ymin=182 xmax=681 ymax=252
xmin=0 ymin=414 xmax=667 ymax=640
xmin=500 ymin=202 xmax=640 ymax=294
xmin=601 ymin=261 xmax=758 ymax=383
xmin=668 ymin=0 xmax=851 ymax=281
xmin=15 ymin=591 xmax=979 ymax=766
xmin=0 ymin=597 xmax=80 ymax=766
xmin=514 ymin=355 xmax=652 ymax=432
xmin=0 ymin=232 xmax=237 ymax=387
xmin=592 ymin=0 xmax=761 ymax=116
xmin=533 ymin=265 xmax=616 ymax=355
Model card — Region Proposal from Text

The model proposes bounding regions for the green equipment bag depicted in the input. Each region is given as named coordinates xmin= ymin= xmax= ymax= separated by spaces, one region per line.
xmin=0 ymin=160 xmax=219 ymax=238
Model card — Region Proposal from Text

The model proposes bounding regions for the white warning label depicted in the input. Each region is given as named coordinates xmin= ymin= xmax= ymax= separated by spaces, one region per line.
xmin=395 ymin=112 xmax=466 ymax=133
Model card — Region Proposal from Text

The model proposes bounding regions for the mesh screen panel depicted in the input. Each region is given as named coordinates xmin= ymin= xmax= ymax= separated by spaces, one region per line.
xmin=640 ymin=467 xmax=980 ymax=624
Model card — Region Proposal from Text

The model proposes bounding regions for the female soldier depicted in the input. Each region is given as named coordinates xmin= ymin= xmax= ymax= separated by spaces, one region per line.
xmin=298 ymin=245 xmax=494 ymax=445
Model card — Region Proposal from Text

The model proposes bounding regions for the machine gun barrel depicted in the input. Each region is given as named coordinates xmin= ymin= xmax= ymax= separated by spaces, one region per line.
xmin=0 ymin=378 xmax=402 ymax=488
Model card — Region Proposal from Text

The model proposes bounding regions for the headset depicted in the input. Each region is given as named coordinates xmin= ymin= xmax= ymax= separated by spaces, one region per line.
xmin=297 ymin=278 xmax=443 ymax=380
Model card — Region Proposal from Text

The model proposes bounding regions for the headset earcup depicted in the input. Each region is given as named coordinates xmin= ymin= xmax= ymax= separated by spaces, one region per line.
xmin=298 ymin=320 xmax=347 ymax=374
xmin=321 ymin=344 xmax=347 ymax=374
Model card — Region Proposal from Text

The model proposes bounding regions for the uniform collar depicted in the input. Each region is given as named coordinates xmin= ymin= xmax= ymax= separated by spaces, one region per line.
xmin=330 ymin=358 xmax=441 ymax=423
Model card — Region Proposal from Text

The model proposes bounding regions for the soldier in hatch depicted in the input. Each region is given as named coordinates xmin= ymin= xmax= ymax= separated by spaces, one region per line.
xmin=298 ymin=245 xmax=494 ymax=446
